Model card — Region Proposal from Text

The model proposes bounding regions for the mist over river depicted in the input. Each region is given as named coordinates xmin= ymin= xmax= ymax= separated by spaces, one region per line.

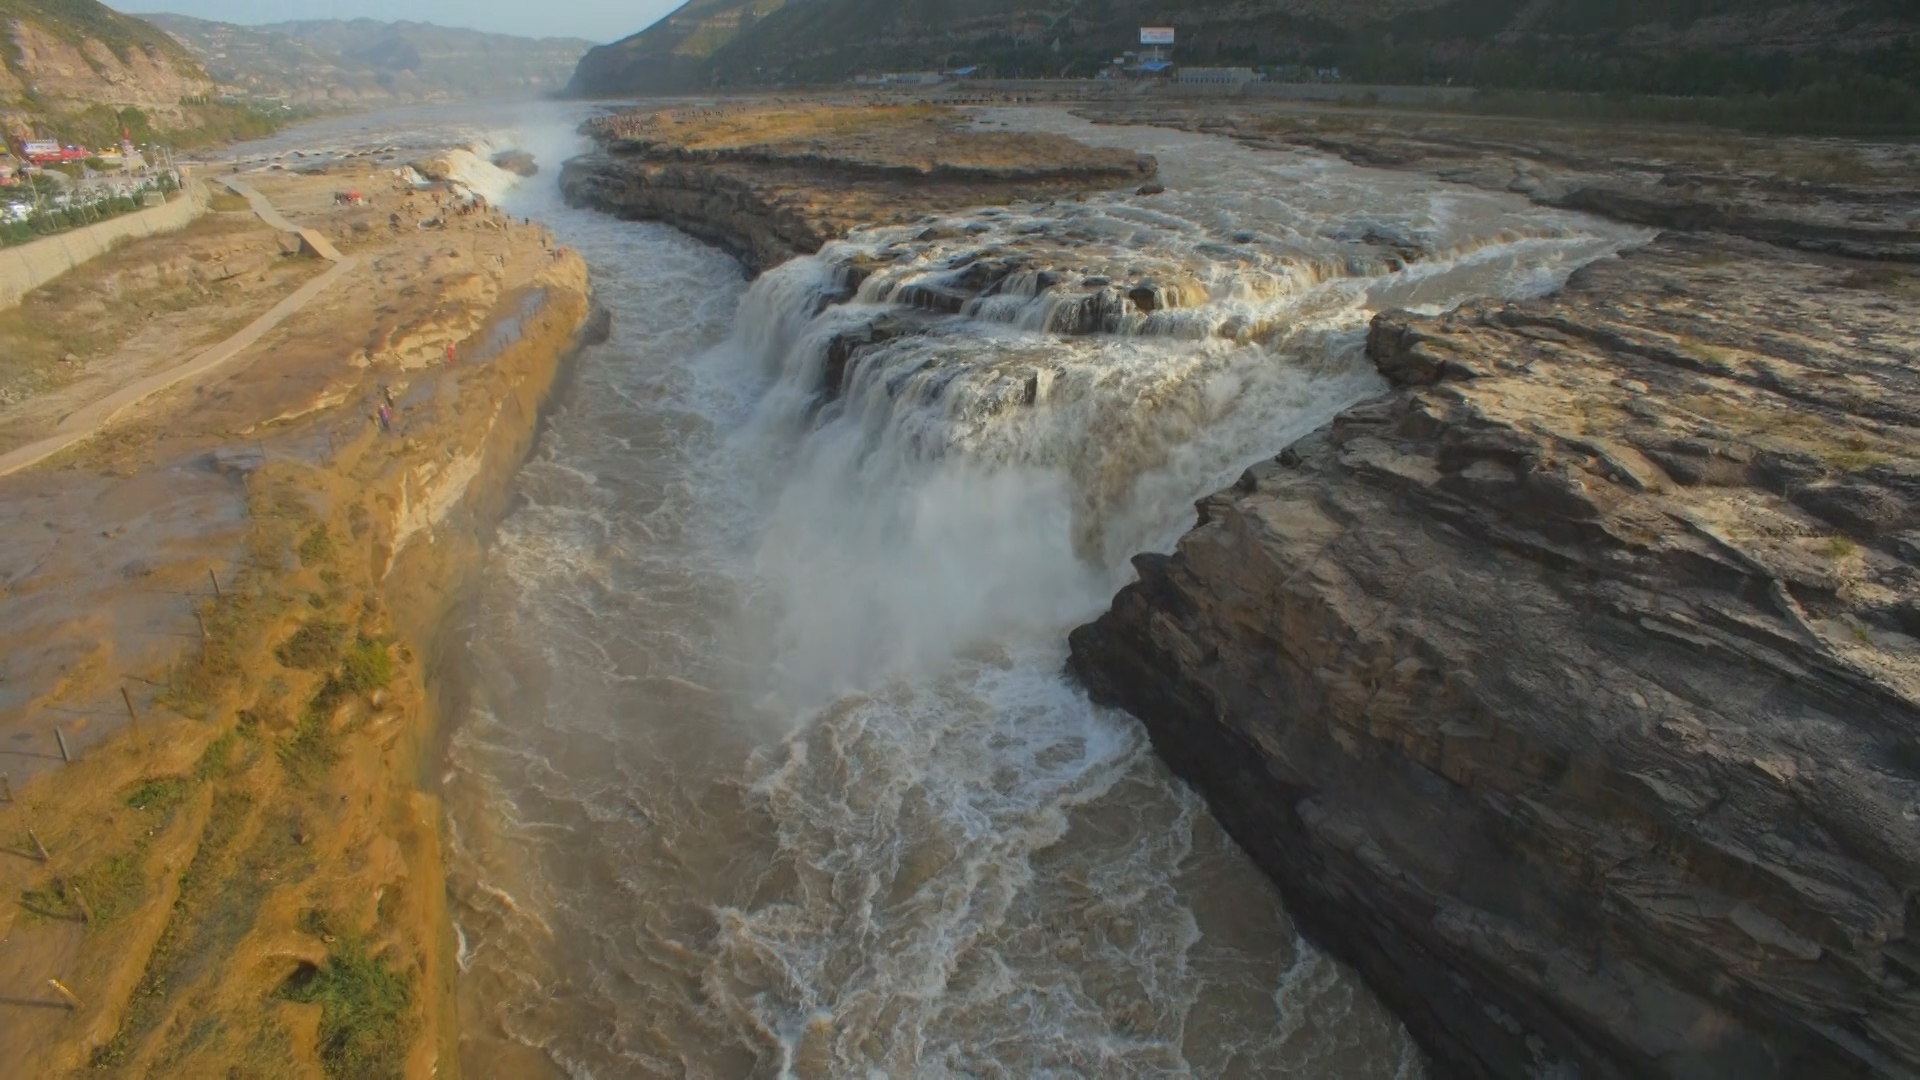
xmin=223 ymin=102 xmax=1642 ymax=1077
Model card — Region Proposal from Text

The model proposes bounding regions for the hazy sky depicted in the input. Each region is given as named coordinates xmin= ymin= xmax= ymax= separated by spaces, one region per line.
xmin=109 ymin=0 xmax=674 ymax=44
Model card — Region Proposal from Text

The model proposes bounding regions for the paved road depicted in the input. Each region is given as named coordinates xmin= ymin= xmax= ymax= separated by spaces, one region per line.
xmin=0 ymin=181 xmax=356 ymax=478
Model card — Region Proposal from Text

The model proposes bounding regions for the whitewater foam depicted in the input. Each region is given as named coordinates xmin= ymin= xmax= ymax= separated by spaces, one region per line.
xmin=369 ymin=102 xmax=1659 ymax=1076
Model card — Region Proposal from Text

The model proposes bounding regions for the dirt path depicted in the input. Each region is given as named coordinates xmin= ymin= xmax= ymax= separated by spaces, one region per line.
xmin=0 ymin=181 xmax=356 ymax=478
xmin=215 ymin=176 xmax=345 ymax=262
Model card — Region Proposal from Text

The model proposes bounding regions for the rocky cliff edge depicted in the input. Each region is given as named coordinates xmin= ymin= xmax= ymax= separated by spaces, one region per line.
xmin=1070 ymin=232 xmax=1920 ymax=1077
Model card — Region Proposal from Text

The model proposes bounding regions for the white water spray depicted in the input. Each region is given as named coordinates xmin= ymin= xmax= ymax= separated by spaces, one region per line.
xmin=355 ymin=103 xmax=1653 ymax=1077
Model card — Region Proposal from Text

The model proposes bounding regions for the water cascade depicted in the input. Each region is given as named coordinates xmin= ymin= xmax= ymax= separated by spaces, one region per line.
xmin=437 ymin=107 xmax=1647 ymax=1077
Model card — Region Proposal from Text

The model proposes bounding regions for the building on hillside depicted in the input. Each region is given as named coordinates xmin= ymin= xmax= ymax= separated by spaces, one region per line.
xmin=0 ymin=155 xmax=17 ymax=186
xmin=1177 ymin=67 xmax=1263 ymax=86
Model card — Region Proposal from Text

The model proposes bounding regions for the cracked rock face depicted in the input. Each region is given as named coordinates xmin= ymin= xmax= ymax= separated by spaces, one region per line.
xmin=1069 ymin=235 xmax=1920 ymax=1077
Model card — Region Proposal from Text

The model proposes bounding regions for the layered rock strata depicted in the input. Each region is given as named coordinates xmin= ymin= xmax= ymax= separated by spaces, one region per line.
xmin=1069 ymin=234 xmax=1920 ymax=1077
xmin=560 ymin=104 xmax=1156 ymax=272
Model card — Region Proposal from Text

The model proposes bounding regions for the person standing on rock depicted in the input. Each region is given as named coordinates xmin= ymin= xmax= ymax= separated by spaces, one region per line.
xmin=446 ymin=341 xmax=457 ymax=365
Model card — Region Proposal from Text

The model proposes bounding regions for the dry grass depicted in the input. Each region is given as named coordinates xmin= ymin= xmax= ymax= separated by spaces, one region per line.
xmin=0 ymin=216 xmax=288 ymax=384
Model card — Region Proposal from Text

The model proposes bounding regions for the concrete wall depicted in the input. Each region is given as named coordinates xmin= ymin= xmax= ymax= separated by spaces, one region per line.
xmin=0 ymin=182 xmax=207 ymax=309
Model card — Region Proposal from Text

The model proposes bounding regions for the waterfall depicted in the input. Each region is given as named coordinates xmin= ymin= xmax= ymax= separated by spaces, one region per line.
xmin=430 ymin=102 xmax=1651 ymax=1078
xmin=720 ymin=181 xmax=1639 ymax=706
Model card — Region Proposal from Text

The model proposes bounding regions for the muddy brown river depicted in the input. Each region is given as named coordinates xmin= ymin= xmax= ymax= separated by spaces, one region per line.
xmin=226 ymin=102 xmax=1641 ymax=1078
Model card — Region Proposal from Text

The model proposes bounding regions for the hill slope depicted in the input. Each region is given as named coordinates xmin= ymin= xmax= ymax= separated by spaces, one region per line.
xmin=147 ymin=16 xmax=593 ymax=107
xmin=568 ymin=0 xmax=1920 ymax=100
xmin=1 ymin=0 xmax=214 ymax=138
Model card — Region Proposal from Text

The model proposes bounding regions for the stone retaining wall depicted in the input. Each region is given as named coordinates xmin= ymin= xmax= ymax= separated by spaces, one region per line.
xmin=0 ymin=181 xmax=207 ymax=309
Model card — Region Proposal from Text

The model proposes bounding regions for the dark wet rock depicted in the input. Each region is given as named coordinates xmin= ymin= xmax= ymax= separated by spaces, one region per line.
xmin=1070 ymin=233 xmax=1920 ymax=1078
xmin=578 ymin=302 xmax=613 ymax=347
xmin=492 ymin=149 xmax=539 ymax=177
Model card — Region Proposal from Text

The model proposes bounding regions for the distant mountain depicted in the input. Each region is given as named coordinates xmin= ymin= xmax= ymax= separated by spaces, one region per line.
xmin=568 ymin=0 xmax=1920 ymax=99
xmin=1 ymin=0 xmax=214 ymax=139
xmin=146 ymin=15 xmax=593 ymax=107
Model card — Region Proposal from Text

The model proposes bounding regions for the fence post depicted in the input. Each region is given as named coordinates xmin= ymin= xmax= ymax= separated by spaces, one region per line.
xmin=47 ymin=979 xmax=82 ymax=1010
xmin=66 ymin=882 xmax=94 ymax=925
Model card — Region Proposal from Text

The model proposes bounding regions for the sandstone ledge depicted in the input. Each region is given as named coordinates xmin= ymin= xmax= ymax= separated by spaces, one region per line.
xmin=1070 ymin=235 xmax=1920 ymax=1077
xmin=561 ymin=104 xmax=1157 ymax=272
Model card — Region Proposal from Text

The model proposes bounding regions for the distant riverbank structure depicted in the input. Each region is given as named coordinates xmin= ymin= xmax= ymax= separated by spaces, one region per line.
xmin=1177 ymin=67 xmax=1263 ymax=86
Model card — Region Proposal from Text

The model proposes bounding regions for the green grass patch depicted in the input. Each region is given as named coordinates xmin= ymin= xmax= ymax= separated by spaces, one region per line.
xmin=194 ymin=729 xmax=241 ymax=782
xmin=278 ymin=932 xmax=417 ymax=1080
xmin=339 ymin=636 xmax=393 ymax=694
xmin=278 ymin=681 xmax=345 ymax=784
xmin=124 ymin=776 xmax=191 ymax=814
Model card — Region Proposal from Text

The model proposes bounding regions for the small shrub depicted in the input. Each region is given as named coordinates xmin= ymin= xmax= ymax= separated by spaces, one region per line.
xmin=298 ymin=525 xmax=335 ymax=568
xmin=277 ymin=934 xmax=416 ymax=1080
xmin=276 ymin=620 xmax=345 ymax=670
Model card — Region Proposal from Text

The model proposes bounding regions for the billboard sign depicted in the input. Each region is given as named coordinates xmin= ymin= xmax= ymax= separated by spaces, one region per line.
xmin=1140 ymin=27 xmax=1175 ymax=45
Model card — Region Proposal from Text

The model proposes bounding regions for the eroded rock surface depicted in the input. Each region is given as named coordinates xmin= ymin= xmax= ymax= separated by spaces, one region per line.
xmin=1070 ymin=235 xmax=1920 ymax=1077
xmin=560 ymin=104 xmax=1156 ymax=272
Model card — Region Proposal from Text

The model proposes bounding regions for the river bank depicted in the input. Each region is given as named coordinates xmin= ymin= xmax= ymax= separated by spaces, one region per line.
xmin=0 ymin=149 xmax=599 ymax=1076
